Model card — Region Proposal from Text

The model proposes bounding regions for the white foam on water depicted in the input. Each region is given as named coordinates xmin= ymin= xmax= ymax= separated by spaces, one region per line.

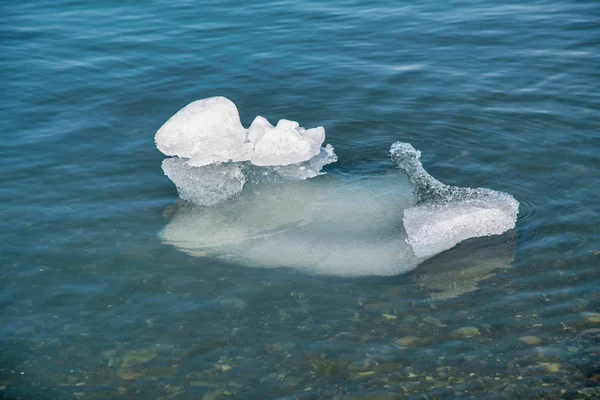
xmin=161 ymin=158 xmax=245 ymax=206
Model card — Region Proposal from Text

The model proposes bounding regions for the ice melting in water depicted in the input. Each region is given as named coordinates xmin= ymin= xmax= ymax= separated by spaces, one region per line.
xmin=160 ymin=173 xmax=419 ymax=276
xmin=155 ymin=96 xmax=334 ymax=167
xmin=156 ymin=97 xmax=337 ymax=205
xmin=156 ymin=97 xmax=519 ymax=276
xmin=391 ymin=142 xmax=519 ymax=259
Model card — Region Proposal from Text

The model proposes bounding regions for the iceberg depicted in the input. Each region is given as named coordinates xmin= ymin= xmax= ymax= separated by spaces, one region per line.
xmin=155 ymin=97 xmax=519 ymax=277
xmin=159 ymin=173 xmax=419 ymax=277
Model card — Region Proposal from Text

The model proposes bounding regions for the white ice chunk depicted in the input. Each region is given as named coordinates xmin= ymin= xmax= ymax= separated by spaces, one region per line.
xmin=161 ymin=158 xmax=245 ymax=206
xmin=301 ymin=126 xmax=326 ymax=156
xmin=155 ymin=97 xmax=333 ymax=169
xmin=250 ymin=119 xmax=323 ymax=166
xmin=403 ymin=198 xmax=518 ymax=258
xmin=155 ymin=97 xmax=248 ymax=167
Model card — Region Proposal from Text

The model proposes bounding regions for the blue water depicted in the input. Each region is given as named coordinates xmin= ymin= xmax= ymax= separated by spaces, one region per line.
xmin=2 ymin=0 xmax=600 ymax=399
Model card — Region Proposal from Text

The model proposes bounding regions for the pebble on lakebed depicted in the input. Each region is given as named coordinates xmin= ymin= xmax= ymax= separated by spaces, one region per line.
xmin=456 ymin=326 xmax=479 ymax=338
xmin=583 ymin=312 xmax=600 ymax=323
xmin=215 ymin=363 xmax=232 ymax=372
xmin=121 ymin=348 xmax=157 ymax=368
xmin=539 ymin=362 xmax=561 ymax=373
xmin=519 ymin=336 xmax=542 ymax=345
xmin=394 ymin=336 xmax=431 ymax=347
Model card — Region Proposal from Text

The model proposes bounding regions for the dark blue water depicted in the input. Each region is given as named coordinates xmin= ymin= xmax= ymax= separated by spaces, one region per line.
xmin=2 ymin=0 xmax=599 ymax=399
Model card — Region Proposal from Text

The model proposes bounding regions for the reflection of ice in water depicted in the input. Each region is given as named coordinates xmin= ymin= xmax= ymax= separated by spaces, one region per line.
xmin=156 ymin=97 xmax=519 ymax=277
xmin=411 ymin=232 xmax=516 ymax=300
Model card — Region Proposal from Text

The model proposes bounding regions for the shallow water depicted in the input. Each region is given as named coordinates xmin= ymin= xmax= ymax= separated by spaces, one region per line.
xmin=2 ymin=0 xmax=600 ymax=399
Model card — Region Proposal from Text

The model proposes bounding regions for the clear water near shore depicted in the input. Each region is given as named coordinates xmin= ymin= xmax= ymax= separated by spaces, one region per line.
xmin=1 ymin=0 xmax=599 ymax=399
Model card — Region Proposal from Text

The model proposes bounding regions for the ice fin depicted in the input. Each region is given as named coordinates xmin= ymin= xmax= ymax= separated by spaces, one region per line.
xmin=390 ymin=142 xmax=519 ymax=259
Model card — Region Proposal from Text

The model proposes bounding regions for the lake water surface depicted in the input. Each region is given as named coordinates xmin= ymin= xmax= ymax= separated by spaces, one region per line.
xmin=2 ymin=0 xmax=599 ymax=399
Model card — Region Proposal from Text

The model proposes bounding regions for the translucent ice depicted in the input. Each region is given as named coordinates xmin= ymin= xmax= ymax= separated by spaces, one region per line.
xmin=391 ymin=142 xmax=519 ymax=258
xmin=269 ymin=144 xmax=337 ymax=180
xmin=160 ymin=145 xmax=338 ymax=206
xmin=160 ymin=173 xmax=419 ymax=277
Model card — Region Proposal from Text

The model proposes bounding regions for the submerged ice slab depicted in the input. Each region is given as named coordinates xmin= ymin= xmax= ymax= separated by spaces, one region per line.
xmin=159 ymin=161 xmax=518 ymax=277
xmin=391 ymin=142 xmax=519 ymax=258
xmin=160 ymin=173 xmax=419 ymax=276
